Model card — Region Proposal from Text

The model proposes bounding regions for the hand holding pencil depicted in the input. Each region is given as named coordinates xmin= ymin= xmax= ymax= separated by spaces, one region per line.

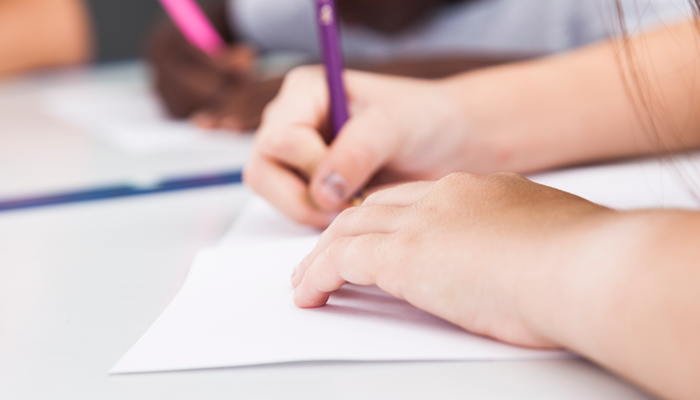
xmin=245 ymin=0 xmax=483 ymax=228
xmin=148 ymin=0 xmax=279 ymax=130
xmin=245 ymin=67 xmax=473 ymax=228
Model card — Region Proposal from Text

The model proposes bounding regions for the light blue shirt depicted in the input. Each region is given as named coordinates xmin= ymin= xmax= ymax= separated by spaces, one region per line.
xmin=229 ymin=0 xmax=691 ymax=60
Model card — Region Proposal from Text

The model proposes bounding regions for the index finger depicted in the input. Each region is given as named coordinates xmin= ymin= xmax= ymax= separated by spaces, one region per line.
xmin=259 ymin=66 xmax=331 ymax=139
xmin=244 ymin=150 xmax=334 ymax=229
xmin=294 ymin=233 xmax=399 ymax=308
xmin=245 ymin=66 xmax=335 ymax=225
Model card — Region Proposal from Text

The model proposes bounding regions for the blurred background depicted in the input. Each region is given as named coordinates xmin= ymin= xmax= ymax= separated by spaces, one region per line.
xmin=86 ymin=0 xmax=217 ymax=62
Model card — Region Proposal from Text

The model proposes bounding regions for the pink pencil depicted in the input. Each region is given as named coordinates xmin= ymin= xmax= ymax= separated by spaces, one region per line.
xmin=157 ymin=0 xmax=226 ymax=55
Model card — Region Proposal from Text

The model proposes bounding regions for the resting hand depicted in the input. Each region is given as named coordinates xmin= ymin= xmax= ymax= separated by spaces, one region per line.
xmin=291 ymin=172 xmax=610 ymax=348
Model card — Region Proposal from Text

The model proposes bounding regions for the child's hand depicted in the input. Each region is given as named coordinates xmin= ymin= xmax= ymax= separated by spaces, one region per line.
xmin=245 ymin=66 xmax=471 ymax=228
xmin=291 ymin=172 xmax=611 ymax=348
xmin=146 ymin=17 xmax=270 ymax=130
xmin=190 ymin=77 xmax=283 ymax=132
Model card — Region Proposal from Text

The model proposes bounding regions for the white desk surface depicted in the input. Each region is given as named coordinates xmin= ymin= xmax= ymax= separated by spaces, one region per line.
xmin=0 ymin=63 xmax=655 ymax=400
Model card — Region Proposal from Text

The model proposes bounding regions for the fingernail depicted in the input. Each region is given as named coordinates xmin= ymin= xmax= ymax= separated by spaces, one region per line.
xmin=319 ymin=172 xmax=350 ymax=206
xmin=291 ymin=263 xmax=300 ymax=280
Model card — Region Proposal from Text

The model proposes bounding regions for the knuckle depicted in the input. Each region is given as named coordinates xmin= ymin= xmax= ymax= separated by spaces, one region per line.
xmin=494 ymin=171 xmax=528 ymax=185
xmin=283 ymin=65 xmax=323 ymax=89
xmin=435 ymin=172 xmax=500 ymax=196
xmin=259 ymin=128 xmax=291 ymax=159
xmin=362 ymin=190 xmax=384 ymax=205
xmin=259 ymin=98 xmax=281 ymax=124
xmin=324 ymin=207 xmax=356 ymax=238
xmin=433 ymin=172 xmax=528 ymax=201
xmin=496 ymin=171 xmax=523 ymax=179
xmin=336 ymin=206 xmax=359 ymax=224
xmin=415 ymin=173 xmax=483 ymax=214
xmin=486 ymin=172 xmax=529 ymax=195
xmin=427 ymin=172 xmax=478 ymax=200
xmin=342 ymin=142 xmax=379 ymax=171
xmin=440 ymin=172 xmax=482 ymax=187
xmin=321 ymin=236 xmax=352 ymax=266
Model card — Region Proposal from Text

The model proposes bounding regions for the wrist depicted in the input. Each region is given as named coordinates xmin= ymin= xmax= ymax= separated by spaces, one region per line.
xmin=437 ymin=67 xmax=530 ymax=174
xmin=439 ymin=60 xmax=579 ymax=174
xmin=521 ymin=209 xmax=700 ymax=399
xmin=418 ymin=77 xmax=480 ymax=175
xmin=517 ymin=207 xmax=625 ymax=348
xmin=518 ymin=209 xmax=690 ymax=353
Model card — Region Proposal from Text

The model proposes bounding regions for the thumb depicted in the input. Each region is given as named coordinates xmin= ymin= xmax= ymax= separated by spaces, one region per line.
xmin=309 ymin=108 xmax=401 ymax=210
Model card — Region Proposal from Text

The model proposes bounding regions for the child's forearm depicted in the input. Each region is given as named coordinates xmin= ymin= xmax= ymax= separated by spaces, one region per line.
xmin=442 ymin=20 xmax=700 ymax=174
xmin=0 ymin=0 xmax=92 ymax=77
xmin=346 ymin=55 xmax=530 ymax=80
xmin=525 ymin=210 xmax=700 ymax=400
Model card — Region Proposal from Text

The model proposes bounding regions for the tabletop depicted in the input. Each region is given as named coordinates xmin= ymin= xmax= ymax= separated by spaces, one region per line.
xmin=0 ymin=63 xmax=656 ymax=399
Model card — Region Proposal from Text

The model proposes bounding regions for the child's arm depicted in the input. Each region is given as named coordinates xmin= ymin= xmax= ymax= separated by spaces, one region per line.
xmin=144 ymin=0 xmax=522 ymax=131
xmin=0 ymin=0 xmax=92 ymax=77
xmin=441 ymin=19 xmax=700 ymax=174
xmin=291 ymin=173 xmax=700 ymax=400
xmin=245 ymin=20 xmax=700 ymax=227
xmin=162 ymin=55 xmax=522 ymax=132
xmin=347 ymin=55 xmax=530 ymax=80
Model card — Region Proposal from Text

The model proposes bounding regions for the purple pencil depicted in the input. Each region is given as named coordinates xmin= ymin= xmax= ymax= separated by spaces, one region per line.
xmin=315 ymin=0 xmax=350 ymax=138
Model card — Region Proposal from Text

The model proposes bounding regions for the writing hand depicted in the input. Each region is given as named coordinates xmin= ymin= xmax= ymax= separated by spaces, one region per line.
xmin=245 ymin=66 xmax=469 ymax=228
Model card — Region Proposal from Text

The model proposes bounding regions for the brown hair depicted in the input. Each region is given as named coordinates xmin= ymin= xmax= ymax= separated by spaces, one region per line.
xmin=614 ymin=0 xmax=700 ymax=198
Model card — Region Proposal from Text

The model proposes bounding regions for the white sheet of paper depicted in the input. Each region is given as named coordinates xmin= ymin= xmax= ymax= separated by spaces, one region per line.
xmin=42 ymin=81 xmax=253 ymax=155
xmin=112 ymin=155 xmax=700 ymax=374
xmin=111 ymin=204 xmax=567 ymax=374
xmin=529 ymin=155 xmax=700 ymax=210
